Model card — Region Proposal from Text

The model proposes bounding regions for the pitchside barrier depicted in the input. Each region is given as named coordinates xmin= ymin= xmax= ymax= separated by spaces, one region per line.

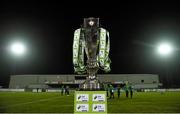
xmin=144 ymin=89 xmax=180 ymax=92
xmin=1 ymin=88 xmax=180 ymax=92
xmin=0 ymin=89 xmax=25 ymax=92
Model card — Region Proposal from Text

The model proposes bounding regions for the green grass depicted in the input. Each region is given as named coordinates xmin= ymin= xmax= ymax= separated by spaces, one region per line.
xmin=0 ymin=91 xmax=180 ymax=113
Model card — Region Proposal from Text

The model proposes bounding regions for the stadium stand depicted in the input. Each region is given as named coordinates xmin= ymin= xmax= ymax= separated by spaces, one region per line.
xmin=9 ymin=74 xmax=161 ymax=91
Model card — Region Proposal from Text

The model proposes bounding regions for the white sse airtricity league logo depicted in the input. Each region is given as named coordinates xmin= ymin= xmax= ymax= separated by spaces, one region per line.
xmin=76 ymin=104 xmax=89 ymax=112
xmin=93 ymin=94 xmax=105 ymax=102
xmin=76 ymin=94 xmax=89 ymax=102
xmin=92 ymin=104 xmax=105 ymax=112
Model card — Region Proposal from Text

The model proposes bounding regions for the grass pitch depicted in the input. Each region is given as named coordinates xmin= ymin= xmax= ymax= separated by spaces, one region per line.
xmin=0 ymin=91 xmax=180 ymax=113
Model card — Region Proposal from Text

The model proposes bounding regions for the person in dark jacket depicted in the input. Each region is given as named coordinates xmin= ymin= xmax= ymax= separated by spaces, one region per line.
xmin=109 ymin=85 xmax=114 ymax=99
xmin=61 ymin=85 xmax=64 ymax=95
xmin=65 ymin=86 xmax=70 ymax=96
xmin=129 ymin=85 xmax=133 ymax=99
xmin=125 ymin=83 xmax=129 ymax=98
xmin=117 ymin=85 xmax=121 ymax=98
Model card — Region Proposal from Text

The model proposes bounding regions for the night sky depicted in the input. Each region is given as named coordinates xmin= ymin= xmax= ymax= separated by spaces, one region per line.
xmin=0 ymin=1 xmax=180 ymax=87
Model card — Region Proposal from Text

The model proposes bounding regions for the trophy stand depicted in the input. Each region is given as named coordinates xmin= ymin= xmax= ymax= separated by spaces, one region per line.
xmin=79 ymin=59 xmax=103 ymax=90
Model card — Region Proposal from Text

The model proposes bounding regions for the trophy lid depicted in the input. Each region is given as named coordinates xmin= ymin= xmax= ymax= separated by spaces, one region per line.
xmin=83 ymin=17 xmax=99 ymax=28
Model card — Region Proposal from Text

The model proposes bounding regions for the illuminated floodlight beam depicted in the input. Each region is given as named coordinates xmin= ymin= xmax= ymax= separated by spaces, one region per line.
xmin=10 ymin=42 xmax=26 ymax=56
xmin=157 ymin=43 xmax=173 ymax=56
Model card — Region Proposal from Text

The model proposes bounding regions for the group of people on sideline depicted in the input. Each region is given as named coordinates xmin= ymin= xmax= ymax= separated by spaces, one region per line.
xmin=104 ymin=83 xmax=133 ymax=99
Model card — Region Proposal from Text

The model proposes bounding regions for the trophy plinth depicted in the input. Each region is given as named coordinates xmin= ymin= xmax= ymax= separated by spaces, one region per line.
xmin=79 ymin=78 xmax=103 ymax=91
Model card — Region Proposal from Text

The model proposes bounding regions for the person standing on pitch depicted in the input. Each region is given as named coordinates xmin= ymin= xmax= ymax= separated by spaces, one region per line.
xmin=106 ymin=85 xmax=109 ymax=97
xmin=104 ymin=84 xmax=109 ymax=97
xmin=125 ymin=83 xmax=129 ymax=98
xmin=61 ymin=85 xmax=64 ymax=95
xmin=66 ymin=86 xmax=70 ymax=96
xmin=129 ymin=85 xmax=133 ymax=99
xmin=109 ymin=85 xmax=112 ymax=99
xmin=65 ymin=86 xmax=67 ymax=95
xmin=109 ymin=85 xmax=114 ymax=99
xmin=117 ymin=85 xmax=121 ymax=98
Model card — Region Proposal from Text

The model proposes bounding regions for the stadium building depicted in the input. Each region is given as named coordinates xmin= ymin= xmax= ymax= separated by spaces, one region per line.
xmin=9 ymin=74 xmax=161 ymax=91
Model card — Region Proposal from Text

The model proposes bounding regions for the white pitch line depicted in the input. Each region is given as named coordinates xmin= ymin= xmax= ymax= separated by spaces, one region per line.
xmin=0 ymin=96 xmax=71 ymax=109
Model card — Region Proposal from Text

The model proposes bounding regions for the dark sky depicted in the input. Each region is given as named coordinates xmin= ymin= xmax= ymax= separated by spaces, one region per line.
xmin=0 ymin=1 xmax=180 ymax=87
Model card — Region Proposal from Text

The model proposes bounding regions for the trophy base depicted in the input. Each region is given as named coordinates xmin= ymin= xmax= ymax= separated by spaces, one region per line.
xmin=79 ymin=79 xmax=104 ymax=91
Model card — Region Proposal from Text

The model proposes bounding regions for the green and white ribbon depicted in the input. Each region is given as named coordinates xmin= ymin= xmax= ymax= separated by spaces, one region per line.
xmin=73 ymin=29 xmax=86 ymax=74
xmin=99 ymin=28 xmax=111 ymax=72
xmin=73 ymin=29 xmax=80 ymax=66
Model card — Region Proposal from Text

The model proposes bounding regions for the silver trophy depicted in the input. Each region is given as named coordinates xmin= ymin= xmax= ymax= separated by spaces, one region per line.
xmin=73 ymin=17 xmax=111 ymax=90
